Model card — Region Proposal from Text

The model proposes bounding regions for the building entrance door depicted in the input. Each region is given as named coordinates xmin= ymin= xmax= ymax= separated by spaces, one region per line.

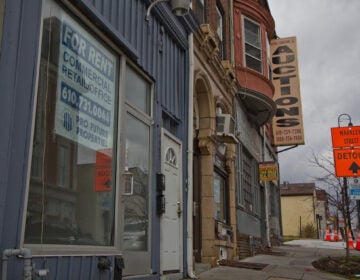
xmin=160 ymin=129 xmax=183 ymax=276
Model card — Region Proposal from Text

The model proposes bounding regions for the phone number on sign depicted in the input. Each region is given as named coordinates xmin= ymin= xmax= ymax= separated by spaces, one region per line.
xmin=60 ymin=82 xmax=111 ymax=126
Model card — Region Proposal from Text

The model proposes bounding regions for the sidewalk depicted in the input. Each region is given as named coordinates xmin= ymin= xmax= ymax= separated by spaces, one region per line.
xmin=195 ymin=239 xmax=360 ymax=280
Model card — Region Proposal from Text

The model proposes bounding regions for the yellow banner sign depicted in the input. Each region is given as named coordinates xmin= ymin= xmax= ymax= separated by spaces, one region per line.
xmin=271 ymin=37 xmax=305 ymax=146
xmin=259 ymin=162 xmax=278 ymax=181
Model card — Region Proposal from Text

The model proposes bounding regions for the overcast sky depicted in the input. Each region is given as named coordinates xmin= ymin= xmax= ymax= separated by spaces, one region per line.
xmin=267 ymin=0 xmax=360 ymax=184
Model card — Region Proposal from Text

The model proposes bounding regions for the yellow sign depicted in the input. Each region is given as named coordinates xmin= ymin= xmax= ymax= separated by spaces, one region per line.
xmin=259 ymin=162 xmax=278 ymax=181
xmin=271 ymin=37 xmax=305 ymax=146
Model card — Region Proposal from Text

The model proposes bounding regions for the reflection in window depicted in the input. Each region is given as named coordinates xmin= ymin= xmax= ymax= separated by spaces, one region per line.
xmin=57 ymin=144 xmax=70 ymax=187
xmin=123 ymin=114 xmax=150 ymax=251
xmin=214 ymin=172 xmax=227 ymax=223
xmin=25 ymin=2 xmax=117 ymax=247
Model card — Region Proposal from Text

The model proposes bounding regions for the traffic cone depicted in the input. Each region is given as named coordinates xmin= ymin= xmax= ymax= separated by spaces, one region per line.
xmin=324 ymin=227 xmax=331 ymax=241
xmin=337 ymin=230 xmax=343 ymax=241
xmin=330 ymin=232 xmax=335 ymax=241
xmin=330 ymin=231 xmax=338 ymax=242
xmin=356 ymin=232 xmax=360 ymax=250
xmin=347 ymin=230 xmax=355 ymax=249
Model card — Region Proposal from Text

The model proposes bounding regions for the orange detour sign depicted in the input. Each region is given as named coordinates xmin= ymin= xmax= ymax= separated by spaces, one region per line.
xmin=95 ymin=150 xmax=112 ymax=192
xmin=333 ymin=148 xmax=360 ymax=177
xmin=331 ymin=126 xmax=360 ymax=177
xmin=331 ymin=126 xmax=360 ymax=148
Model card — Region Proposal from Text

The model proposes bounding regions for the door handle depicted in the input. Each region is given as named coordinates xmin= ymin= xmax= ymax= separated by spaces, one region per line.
xmin=177 ymin=201 xmax=182 ymax=217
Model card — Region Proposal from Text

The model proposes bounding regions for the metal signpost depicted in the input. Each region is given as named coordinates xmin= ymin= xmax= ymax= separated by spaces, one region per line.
xmin=331 ymin=114 xmax=359 ymax=259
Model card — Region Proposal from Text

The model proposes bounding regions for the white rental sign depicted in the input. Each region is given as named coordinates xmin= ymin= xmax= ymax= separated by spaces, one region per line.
xmin=55 ymin=18 xmax=116 ymax=151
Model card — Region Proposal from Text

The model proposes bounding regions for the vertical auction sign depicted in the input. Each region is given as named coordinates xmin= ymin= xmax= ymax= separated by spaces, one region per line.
xmin=271 ymin=37 xmax=305 ymax=146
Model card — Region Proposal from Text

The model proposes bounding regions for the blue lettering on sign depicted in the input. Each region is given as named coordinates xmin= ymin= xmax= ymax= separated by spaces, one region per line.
xmin=349 ymin=188 xmax=360 ymax=196
xmin=60 ymin=81 xmax=111 ymax=127
xmin=61 ymin=21 xmax=114 ymax=80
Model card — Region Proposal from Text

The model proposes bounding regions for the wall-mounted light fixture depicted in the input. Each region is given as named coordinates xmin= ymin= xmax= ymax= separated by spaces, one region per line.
xmin=145 ymin=0 xmax=191 ymax=21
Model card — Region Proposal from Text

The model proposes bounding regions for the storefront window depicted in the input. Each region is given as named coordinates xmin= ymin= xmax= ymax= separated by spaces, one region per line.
xmin=25 ymin=2 xmax=118 ymax=246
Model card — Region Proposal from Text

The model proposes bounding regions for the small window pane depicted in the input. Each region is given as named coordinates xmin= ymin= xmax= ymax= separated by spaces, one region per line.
xmin=244 ymin=20 xmax=260 ymax=47
xmin=126 ymin=66 xmax=150 ymax=115
xmin=245 ymin=43 xmax=261 ymax=59
xmin=246 ymin=55 xmax=262 ymax=73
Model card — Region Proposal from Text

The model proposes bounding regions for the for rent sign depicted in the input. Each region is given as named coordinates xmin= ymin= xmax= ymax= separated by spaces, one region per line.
xmin=54 ymin=17 xmax=116 ymax=151
xmin=271 ymin=37 xmax=305 ymax=146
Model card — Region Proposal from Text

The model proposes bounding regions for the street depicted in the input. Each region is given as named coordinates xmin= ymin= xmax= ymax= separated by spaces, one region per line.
xmin=195 ymin=239 xmax=360 ymax=280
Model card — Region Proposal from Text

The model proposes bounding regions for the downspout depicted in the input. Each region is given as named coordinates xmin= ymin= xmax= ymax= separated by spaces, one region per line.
xmin=186 ymin=32 xmax=197 ymax=279
xmin=2 ymin=248 xmax=32 ymax=280
xmin=263 ymin=126 xmax=271 ymax=247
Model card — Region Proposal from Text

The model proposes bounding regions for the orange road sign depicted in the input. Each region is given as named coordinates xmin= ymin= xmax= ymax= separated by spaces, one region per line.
xmin=331 ymin=126 xmax=360 ymax=149
xmin=333 ymin=148 xmax=360 ymax=177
